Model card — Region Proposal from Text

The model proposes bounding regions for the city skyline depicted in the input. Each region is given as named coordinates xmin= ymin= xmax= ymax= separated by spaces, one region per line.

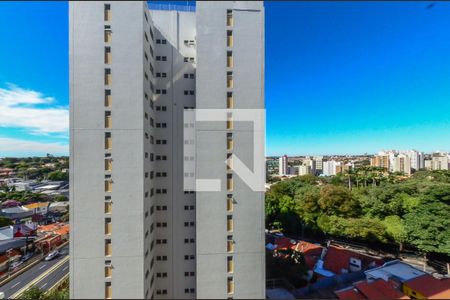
xmin=1 ymin=1 xmax=450 ymax=157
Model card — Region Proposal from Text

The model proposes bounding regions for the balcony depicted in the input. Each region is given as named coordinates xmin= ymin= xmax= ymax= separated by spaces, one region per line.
xmin=227 ymin=279 xmax=234 ymax=295
xmin=227 ymin=96 xmax=233 ymax=109
xmin=227 ymin=139 xmax=233 ymax=151
xmin=227 ymin=240 xmax=234 ymax=253
xmin=105 ymin=159 xmax=112 ymax=171
xmin=227 ymin=76 xmax=233 ymax=88
xmin=105 ymin=180 xmax=112 ymax=192
xmin=105 ymin=241 xmax=112 ymax=256
xmin=105 ymin=266 xmax=112 ymax=278
xmin=105 ymin=222 xmax=112 ymax=235
xmin=227 ymin=258 xmax=234 ymax=273
xmin=105 ymin=202 xmax=112 ymax=214
xmin=227 ymin=119 xmax=233 ymax=130
xmin=104 ymin=10 xmax=111 ymax=22
xmin=105 ymin=137 xmax=112 ymax=150
xmin=104 ymin=31 xmax=112 ymax=43
xmin=227 ymin=198 xmax=233 ymax=212
xmin=105 ymin=49 xmax=111 ymax=64
xmin=105 ymin=93 xmax=111 ymax=107
xmin=105 ymin=115 xmax=112 ymax=129
xmin=105 ymin=73 xmax=112 ymax=85
xmin=227 ymin=15 xmax=233 ymax=27
xmin=227 ymin=35 xmax=233 ymax=47
xmin=227 ymin=217 xmax=233 ymax=232
xmin=227 ymin=55 xmax=233 ymax=68
xmin=105 ymin=285 xmax=112 ymax=299
xmin=227 ymin=178 xmax=233 ymax=192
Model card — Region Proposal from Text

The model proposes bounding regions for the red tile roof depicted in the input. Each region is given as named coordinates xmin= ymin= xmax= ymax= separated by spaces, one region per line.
xmin=354 ymin=279 xmax=408 ymax=299
xmin=323 ymin=245 xmax=384 ymax=274
xmin=292 ymin=241 xmax=323 ymax=257
xmin=335 ymin=287 xmax=366 ymax=300
xmin=405 ymin=274 xmax=450 ymax=299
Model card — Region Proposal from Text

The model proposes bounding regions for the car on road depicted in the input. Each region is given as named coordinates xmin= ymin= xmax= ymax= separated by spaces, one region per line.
xmin=9 ymin=261 xmax=23 ymax=271
xmin=44 ymin=250 xmax=60 ymax=261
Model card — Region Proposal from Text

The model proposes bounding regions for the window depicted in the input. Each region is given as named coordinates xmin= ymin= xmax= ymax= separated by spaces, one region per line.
xmin=227 ymin=71 xmax=233 ymax=88
xmin=156 ymin=256 xmax=167 ymax=261
xmin=227 ymin=30 xmax=233 ymax=47
xmin=104 ymin=30 xmax=112 ymax=43
xmin=227 ymin=51 xmax=233 ymax=68
xmin=227 ymin=277 xmax=234 ymax=294
xmin=156 ymin=239 xmax=167 ymax=244
xmin=105 ymin=282 xmax=112 ymax=299
xmin=157 ymin=272 xmax=168 ymax=278
xmin=105 ymin=47 xmax=111 ymax=64
xmin=227 ymin=132 xmax=233 ymax=150
xmin=227 ymin=9 xmax=233 ymax=26
xmin=105 ymin=69 xmax=112 ymax=85
xmin=156 ymin=39 xmax=161 ymax=44
xmin=105 ymin=111 xmax=112 ymax=128
xmin=227 ymin=173 xmax=233 ymax=191
xmin=105 ymin=239 xmax=112 ymax=256
xmin=105 ymin=218 xmax=112 ymax=235
xmin=104 ymin=4 xmax=111 ymax=21
xmin=105 ymin=202 xmax=112 ymax=214
xmin=227 ymin=216 xmax=233 ymax=232
xmin=227 ymin=92 xmax=233 ymax=108
xmin=156 ymin=56 xmax=167 ymax=61
xmin=227 ymin=256 xmax=234 ymax=273
xmin=105 ymin=158 xmax=112 ymax=171
xmin=105 ymin=90 xmax=111 ymax=107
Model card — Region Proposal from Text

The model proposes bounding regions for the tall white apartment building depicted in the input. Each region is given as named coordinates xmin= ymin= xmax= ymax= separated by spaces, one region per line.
xmin=402 ymin=150 xmax=424 ymax=171
xmin=69 ymin=1 xmax=265 ymax=299
xmin=393 ymin=154 xmax=412 ymax=175
xmin=431 ymin=152 xmax=449 ymax=170
xmin=278 ymin=155 xmax=288 ymax=176
xmin=322 ymin=160 xmax=338 ymax=176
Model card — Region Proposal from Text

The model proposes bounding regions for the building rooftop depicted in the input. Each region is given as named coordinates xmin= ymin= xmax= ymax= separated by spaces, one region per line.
xmin=405 ymin=274 xmax=450 ymax=299
xmin=323 ymin=245 xmax=384 ymax=274
xmin=365 ymin=260 xmax=426 ymax=283
xmin=354 ymin=279 xmax=408 ymax=299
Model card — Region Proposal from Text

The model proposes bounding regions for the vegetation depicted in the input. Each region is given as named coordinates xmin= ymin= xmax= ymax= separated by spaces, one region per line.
xmin=18 ymin=286 xmax=69 ymax=300
xmin=0 ymin=156 xmax=68 ymax=181
xmin=0 ymin=189 xmax=52 ymax=204
xmin=266 ymin=170 xmax=450 ymax=255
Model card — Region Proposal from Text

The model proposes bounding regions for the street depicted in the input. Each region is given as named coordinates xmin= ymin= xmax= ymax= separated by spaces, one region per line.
xmin=0 ymin=245 xmax=69 ymax=298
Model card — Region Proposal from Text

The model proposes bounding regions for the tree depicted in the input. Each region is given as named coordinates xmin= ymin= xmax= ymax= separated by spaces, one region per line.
xmin=383 ymin=215 xmax=407 ymax=250
xmin=18 ymin=286 xmax=45 ymax=300
xmin=47 ymin=171 xmax=69 ymax=181
xmin=318 ymin=185 xmax=359 ymax=217
xmin=294 ymin=185 xmax=320 ymax=226
xmin=0 ymin=216 xmax=13 ymax=227
xmin=404 ymin=201 xmax=450 ymax=254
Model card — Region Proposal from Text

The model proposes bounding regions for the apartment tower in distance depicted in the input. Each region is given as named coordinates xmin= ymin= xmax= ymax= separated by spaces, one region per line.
xmin=69 ymin=1 xmax=265 ymax=299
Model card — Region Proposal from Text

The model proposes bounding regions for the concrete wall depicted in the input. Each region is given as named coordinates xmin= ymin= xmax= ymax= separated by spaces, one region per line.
xmin=70 ymin=1 xmax=150 ymax=298
xmin=150 ymin=10 xmax=197 ymax=299
xmin=196 ymin=1 xmax=266 ymax=299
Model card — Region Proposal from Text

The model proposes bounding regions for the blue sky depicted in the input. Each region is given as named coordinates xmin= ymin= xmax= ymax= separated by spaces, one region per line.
xmin=0 ymin=1 xmax=449 ymax=157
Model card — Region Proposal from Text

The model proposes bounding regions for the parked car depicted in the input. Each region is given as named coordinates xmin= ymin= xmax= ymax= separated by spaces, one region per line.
xmin=21 ymin=253 xmax=34 ymax=262
xmin=44 ymin=250 xmax=60 ymax=261
xmin=9 ymin=261 xmax=23 ymax=270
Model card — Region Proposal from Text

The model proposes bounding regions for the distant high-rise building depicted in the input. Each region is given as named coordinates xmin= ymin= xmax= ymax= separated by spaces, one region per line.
xmin=322 ymin=160 xmax=338 ymax=176
xmin=314 ymin=156 xmax=323 ymax=174
xmin=298 ymin=165 xmax=312 ymax=176
xmin=70 ymin=1 xmax=265 ymax=299
xmin=403 ymin=150 xmax=424 ymax=171
xmin=431 ymin=152 xmax=449 ymax=170
xmin=393 ymin=154 xmax=412 ymax=175
xmin=370 ymin=154 xmax=390 ymax=170
xmin=279 ymin=155 xmax=288 ymax=176
xmin=303 ymin=157 xmax=316 ymax=175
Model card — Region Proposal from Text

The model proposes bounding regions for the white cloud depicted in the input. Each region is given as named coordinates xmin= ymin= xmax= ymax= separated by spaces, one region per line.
xmin=0 ymin=84 xmax=68 ymax=135
xmin=0 ymin=137 xmax=68 ymax=156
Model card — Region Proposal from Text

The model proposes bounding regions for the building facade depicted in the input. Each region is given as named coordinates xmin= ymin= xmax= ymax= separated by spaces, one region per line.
xmin=70 ymin=1 xmax=265 ymax=299
xmin=279 ymin=155 xmax=288 ymax=176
